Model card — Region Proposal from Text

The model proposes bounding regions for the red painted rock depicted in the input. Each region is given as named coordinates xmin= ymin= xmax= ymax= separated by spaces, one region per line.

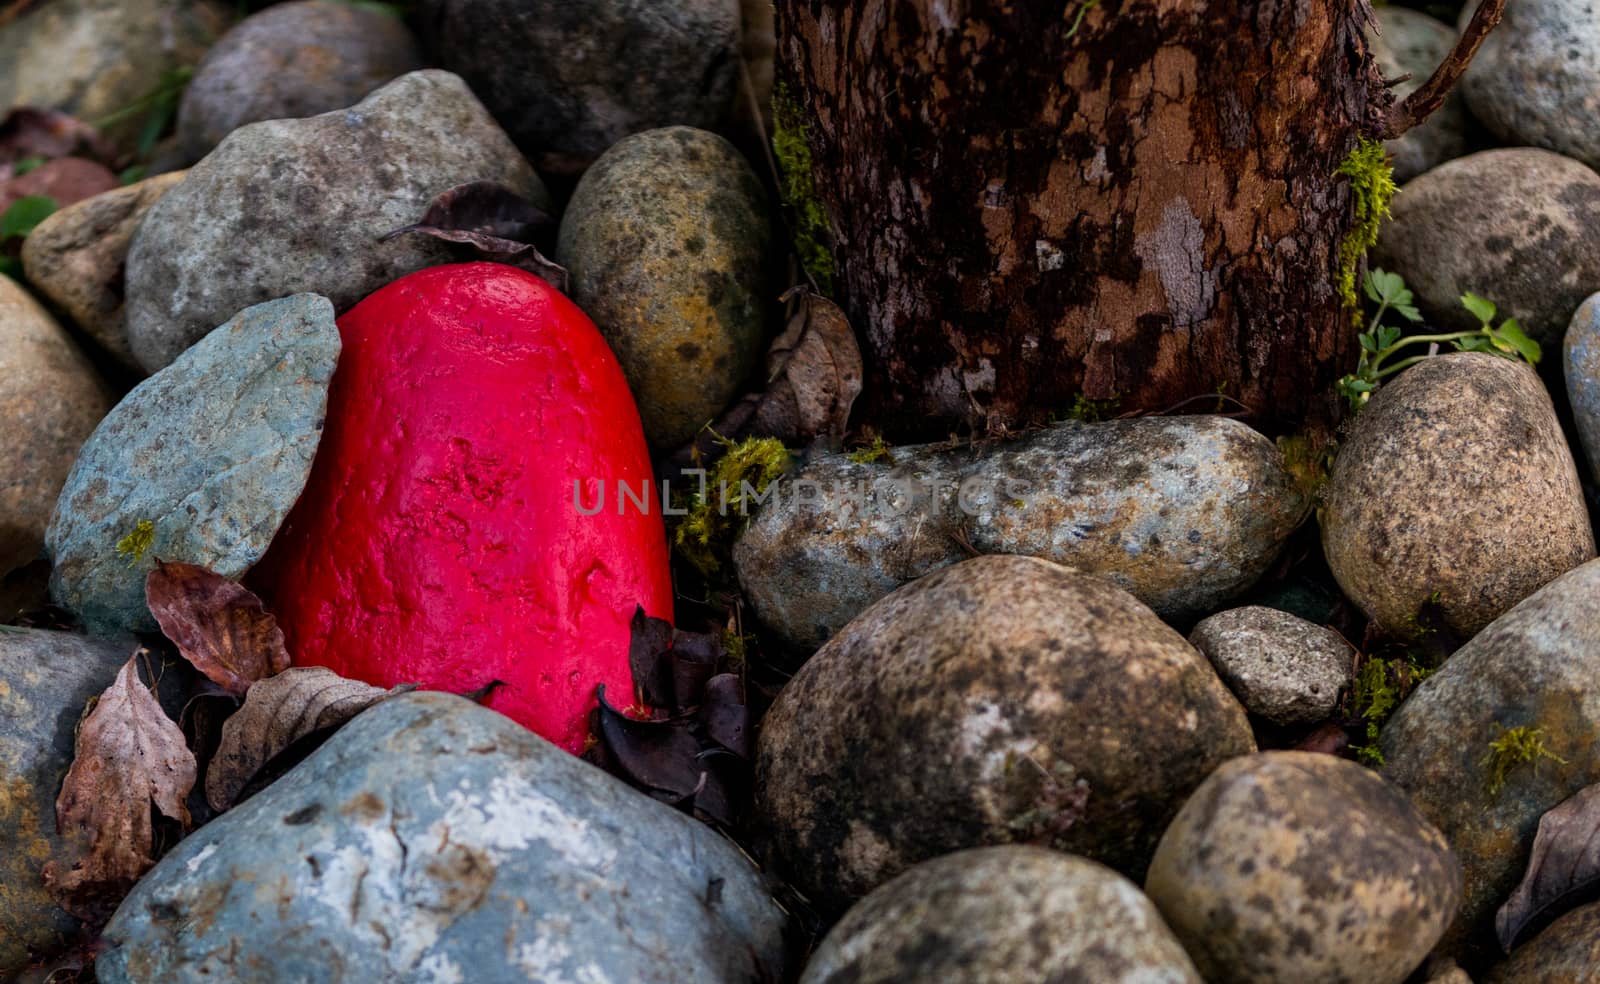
xmin=258 ymin=262 xmax=672 ymax=752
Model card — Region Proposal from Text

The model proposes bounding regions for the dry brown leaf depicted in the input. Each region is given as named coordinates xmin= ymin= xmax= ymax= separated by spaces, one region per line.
xmin=1497 ymin=783 xmax=1600 ymax=951
xmin=145 ymin=561 xmax=290 ymax=696
xmin=753 ymin=288 xmax=863 ymax=443
xmin=43 ymin=654 xmax=196 ymax=925
xmin=380 ymin=180 xmax=568 ymax=291
xmin=204 ymin=667 xmax=411 ymax=811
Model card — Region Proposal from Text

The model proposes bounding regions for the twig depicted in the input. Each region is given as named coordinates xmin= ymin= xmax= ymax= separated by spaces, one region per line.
xmin=1380 ymin=0 xmax=1506 ymax=139
xmin=0 ymin=0 xmax=34 ymax=30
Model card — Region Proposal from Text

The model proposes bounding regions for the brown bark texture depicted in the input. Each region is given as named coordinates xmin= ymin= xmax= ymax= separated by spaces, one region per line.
xmin=776 ymin=0 xmax=1399 ymax=434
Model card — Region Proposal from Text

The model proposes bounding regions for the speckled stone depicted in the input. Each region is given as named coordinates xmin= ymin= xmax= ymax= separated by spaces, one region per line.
xmin=1145 ymin=751 xmax=1461 ymax=984
xmin=1372 ymin=148 xmax=1600 ymax=347
xmin=558 ymin=127 xmax=772 ymax=449
xmin=1381 ymin=559 xmax=1600 ymax=955
xmin=419 ymin=0 xmax=741 ymax=175
xmin=735 ymin=416 xmax=1304 ymax=653
xmin=1459 ymin=0 xmax=1600 ymax=171
xmin=175 ymin=0 xmax=424 ymax=163
xmin=1322 ymin=353 xmax=1594 ymax=640
xmin=0 ymin=629 xmax=133 ymax=976
xmin=96 ymin=691 xmax=790 ymax=984
xmin=46 ymin=295 xmax=339 ymax=634
xmin=1566 ymin=292 xmax=1600 ymax=484
xmin=1188 ymin=606 xmax=1355 ymax=725
xmin=0 ymin=0 xmax=232 ymax=155
xmin=755 ymin=555 xmax=1255 ymax=915
xmin=800 ymin=847 xmax=1202 ymax=984
xmin=1484 ymin=900 xmax=1600 ymax=983
xmin=124 ymin=70 xmax=548 ymax=372
xmin=0 ymin=276 xmax=114 ymax=576
xmin=1368 ymin=7 xmax=1474 ymax=182
xmin=21 ymin=171 xmax=188 ymax=373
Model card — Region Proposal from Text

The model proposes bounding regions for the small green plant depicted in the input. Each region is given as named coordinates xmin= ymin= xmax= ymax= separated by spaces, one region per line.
xmin=1334 ymin=138 xmax=1399 ymax=316
xmin=773 ymin=85 xmax=836 ymax=296
xmin=94 ymin=65 xmax=195 ymax=159
xmin=114 ymin=519 xmax=156 ymax=565
xmin=1482 ymin=725 xmax=1566 ymax=797
xmin=847 ymin=432 xmax=893 ymax=465
xmin=1350 ymin=653 xmax=1434 ymax=766
xmin=0 ymin=194 xmax=57 ymax=279
xmin=674 ymin=436 xmax=792 ymax=577
xmin=1065 ymin=394 xmax=1120 ymax=423
xmin=1337 ymin=269 xmax=1542 ymax=411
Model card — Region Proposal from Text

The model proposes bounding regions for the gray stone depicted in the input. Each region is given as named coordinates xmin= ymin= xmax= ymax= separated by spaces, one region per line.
xmin=1380 ymin=559 xmax=1600 ymax=955
xmin=0 ymin=276 xmax=114 ymax=576
xmin=558 ymin=127 xmax=772 ymax=449
xmin=1145 ymin=751 xmax=1461 ymax=984
xmin=0 ymin=628 xmax=135 ymax=976
xmin=1484 ymin=900 xmax=1600 ymax=983
xmin=1372 ymin=148 xmax=1600 ymax=348
xmin=175 ymin=0 xmax=424 ymax=164
xmin=46 ymin=295 xmax=339 ymax=634
xmin=1369 ymin=7 xmax=1474 ymax=182
xmin=801 ymin=847 xmax=1202 ymax=984
xmin=420 ymin=0 xmax=742 ymax=175
xmin=1323 ymin=353 xmax=1594 ymax=640
xmin=1459 ymin=0 xmax=1600 ymax=171
xmin=96 ymin=691 xmax=790 ymax=984
xmin=735 ymin=415 xmax=1304 ymax=653
xmin=1188 ymin=606 xmax=1356 ymax=725
xmin=124 ymin=70 xmax=547 ymax=372
xmin=755 ymin=555 xmax=1255 ymax=915
xmin=21 ymin=171 xmax=189 ymax=374
xmin=0 ymin=0 xmax=232 ymax=155
xmin=1565 ymin=292 xmax=1600 ymax=484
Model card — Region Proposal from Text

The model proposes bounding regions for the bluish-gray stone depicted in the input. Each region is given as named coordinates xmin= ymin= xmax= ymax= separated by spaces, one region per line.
xmin=96 ymin=691 xmax=791 ymax=984
xmin=1566 ymin=292 xmax=1600 ymax=484
xmin=733 ymin=415 xmax=1305 ymax=653
xmin=45 ymin=294 xmax=339 ymax=634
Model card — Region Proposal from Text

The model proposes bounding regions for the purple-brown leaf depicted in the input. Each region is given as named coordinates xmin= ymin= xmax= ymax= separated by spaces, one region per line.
xmin=1497 ymin=783 xmax=1600 ymax=951
xmin=146 ymin=560 xmax=289 ymax=697
xmin=380 ymin=180 xmax=567 ymax=290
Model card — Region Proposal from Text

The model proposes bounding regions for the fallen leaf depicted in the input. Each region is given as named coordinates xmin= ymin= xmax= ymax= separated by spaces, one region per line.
xmin=380 ymin=180 xmax=567 ymax=291
xmin=145 ymin=561 xmax=290 ymax=696
xmin=700 ymin=674 xmax=750 ymax=760
xmin=0 ymin=156 xmax=118 ymax=213
xmin=204 ymin=667 xmax=412 ymax=811
xmin=44 ymin=654 xmax=197 ymax=925
xmin=752 ymin=288 xmax=863 ymax=443
xmin=1497 ymin=783 xmax=1600 ymax=951
xmin=0 ymin=107 xmax=112 ymax=171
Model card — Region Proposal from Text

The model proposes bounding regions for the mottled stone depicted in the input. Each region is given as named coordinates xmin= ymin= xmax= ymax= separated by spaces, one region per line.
xmin=0 ymin=629 xmax=131 ymax=976
xmin=1188 ymin=606 xmax=1355 ymax=725
xmin=46 ymin=295 xmax=339 ymax=634
xmin=735 ymin=416 xmax=1304 ymax=653
xmin=559 ymin=127 xmax=772 ymax=449
xmin=175 ymin=0 xmax=424 ymax=163
xmin=1459 ymin=0 xmax=1600 ymax=171
xmin=420 ymin=0 xmax=741 ymax=175
xmin=125 ymin=70 xmax=547 ymax=372
xmin=755 ymin=555 xmax=1255 ymax=915
xmin=1323 ymin=353 xmax=1594 ymax=640
xmin=0 ymin=0 xmax=231 ymax=154
xmin=1380 ymin=559 xmax=1600 ymax=954
xmin=0 ymin=276 xmax=114 ymax=576
xmin=1372 ymin=148 xmax=1600 ymax=347
xmin=1146 ymin=751 xmax=1461 ymax=984
xmin=1566 ymin=292 xmax=1600 ymax=484
xmin=801 ymin=847 xmax=1202 ymax=984
xmin=97 ymin=691 xmax=790 ymax=984
xmin=21 ymin=171 xmax=188 ymax=373
xmin=1369 ymin=7 xmax=1474 ymax=182
xmin=1484 ymin=900 xmax=1600 ymax=983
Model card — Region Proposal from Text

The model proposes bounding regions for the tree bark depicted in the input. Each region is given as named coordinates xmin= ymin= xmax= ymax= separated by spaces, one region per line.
xmin=774 ymin=0 xmax=1481 ymax=434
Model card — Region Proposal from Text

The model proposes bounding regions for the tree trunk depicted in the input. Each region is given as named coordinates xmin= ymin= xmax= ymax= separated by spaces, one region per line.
xmin=774 ymin=0 xmax=1495 ymax=434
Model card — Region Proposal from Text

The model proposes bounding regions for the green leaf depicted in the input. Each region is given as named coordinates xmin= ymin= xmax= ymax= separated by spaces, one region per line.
xmin=119 ymin=165 xmax=148 ymax=185
xmin=0 ymin=255 xmax=21 ymax=281
xmin=1454 ymin=336 xmax=1493 ymax=354
xmin=1492 ymin=319 xmax=1542 ymax=365
xmin=13 ymin=155 xmax=46 ymax=176
xmin=1377 ymin=326 xmax=1402 ymax=349
xmin=1461 ymin=292 xmax=1497 ymax=325
xmin=0 ymin=195 xmax=58 ymax=240
xmin=1346 ymin=378 xmax=1378 ymax=393
xmin=1360 ymin=332 xmax=1378 ymax=353
xmin=1367 ymin=268 xmax=1407 ymax=304
xmin=1394 ymin=299 xmax=1423 ymax=322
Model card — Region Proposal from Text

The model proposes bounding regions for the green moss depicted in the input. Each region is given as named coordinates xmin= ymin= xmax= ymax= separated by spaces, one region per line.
xmin=674 ymin=436 xmax=793 ymax=577
xmin=1482 ymin=725 xmax=1566 ymax=798
xmin=115 ymin=519 xmax=155 ymax=566
xmin=1350 ymin=653 xmax=1433 ymax=766
xmin=720 ymin=628 xmax=752 ymax=669
xmin=1276 ymin=433 xmax=1333 ymax=502
xmin=1334 ymin=139 xmax=1398 ymax=322
xmin=773 ymin=84 xmax=837 ymax=295
xmin=847 ymin=433 xmax=894 ymax=465
xmin=1066 ymin=395 xmax=1120 ymax=423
